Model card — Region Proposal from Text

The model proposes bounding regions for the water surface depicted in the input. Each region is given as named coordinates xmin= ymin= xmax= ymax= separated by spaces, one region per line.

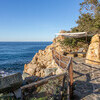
xmin=0 ymin=42 xmax=52 ymax=76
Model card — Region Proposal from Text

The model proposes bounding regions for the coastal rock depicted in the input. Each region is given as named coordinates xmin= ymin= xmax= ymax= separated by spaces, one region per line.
xmin=86 ymin=34 xmax=100 ymax=65
xmin=24 ymin=46 xmax=53 ymax=77
xmin=13 ymin=88 xmax=21 ymax=99
xmin=44 ymin=68 xmax=57 ymax=76
xmin=23 ymin=37 xmax=65 ymax=77
xmin=59 ymin=30 xmax=67 ymax=33
xmin=24 ymin=63 xmax=37 ymax=75
xmin=53 ymin=35 xmax=65 ymax=43
xmin=56 ymin=67 xmax=65 ymax=75
xmin=0 ymin=73 xmax=23 ymax=93
xmin=22 ymin=72 xmax=30 ymax=80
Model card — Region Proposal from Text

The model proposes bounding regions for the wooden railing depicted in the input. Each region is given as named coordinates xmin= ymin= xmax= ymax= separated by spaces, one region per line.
xmin=52 ymin=48 xmax=70 ymax=69
xmin=52 ymin=48 xmax=73 ymax=99
xmin=21 ymin=72 xmax=68 ymax=100
xmin=21 ymin=48 xmax=73 ymax=100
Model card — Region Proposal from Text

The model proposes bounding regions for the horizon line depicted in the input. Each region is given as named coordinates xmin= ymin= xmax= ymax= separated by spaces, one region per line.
xmin=0 ymin=41 xmax=52 ymax=42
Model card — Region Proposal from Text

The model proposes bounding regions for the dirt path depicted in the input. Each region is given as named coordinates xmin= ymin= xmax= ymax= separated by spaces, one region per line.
xmin=73 ymin=57 xmax=100 ymax=100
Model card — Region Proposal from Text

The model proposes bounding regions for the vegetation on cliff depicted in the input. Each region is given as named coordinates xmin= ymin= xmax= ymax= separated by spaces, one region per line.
xmin=59 ymin=37 xmax=91 ymax=48
xmin=59 ymin=0 xmax=100 ymax=48
xmin=58 ymin=36 xmax=91 ymax=52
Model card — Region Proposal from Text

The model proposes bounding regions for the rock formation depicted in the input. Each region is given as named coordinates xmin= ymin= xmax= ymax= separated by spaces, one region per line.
xmin=86 ymin=34 xmax=100 ymax=65
xmin=24 ymin=36 xmax=65 ymax=77
xmin=0 ymin=73 xmax=22 ymax=93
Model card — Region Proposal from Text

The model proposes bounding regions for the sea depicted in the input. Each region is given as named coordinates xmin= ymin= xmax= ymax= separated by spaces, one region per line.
xmin=0 ymin=42 xmax=52 ymax=77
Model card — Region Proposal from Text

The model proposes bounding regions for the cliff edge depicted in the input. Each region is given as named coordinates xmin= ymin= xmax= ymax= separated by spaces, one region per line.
xmin=23 ymin=36 xmax=66 ymax=77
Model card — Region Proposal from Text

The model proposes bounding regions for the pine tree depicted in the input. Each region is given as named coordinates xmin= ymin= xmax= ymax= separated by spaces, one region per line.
xmin=72 ymin=0 xmax=100 ymax=33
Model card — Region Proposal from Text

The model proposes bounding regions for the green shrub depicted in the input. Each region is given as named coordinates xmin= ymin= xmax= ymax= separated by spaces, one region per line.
xmin=59 ymin=36 xmax=91 ymax=48
xmin=60 ymin=38 xmax=77 ymax=47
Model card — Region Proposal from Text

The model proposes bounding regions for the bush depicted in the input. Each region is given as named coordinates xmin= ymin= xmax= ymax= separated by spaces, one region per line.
xmin=59 ymin=36 xmax=91 ymax=48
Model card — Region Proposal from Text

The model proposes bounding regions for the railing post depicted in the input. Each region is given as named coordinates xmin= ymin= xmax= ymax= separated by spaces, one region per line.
xmin=60 ymin=75 xmax=66 ymax=100
xmin=69 ymin=58 xmax=73 ymax=86
xmin=52 ymin=49 xmax=74 ymax=99
xmin=69 ymin=58 xmax=73 ymax=100
xmin=52 ymin=49 xmax=53 ymax=59
xmin=67 ymin=80 xmax=70 ymax=100
xmin=59 ymin=53 xmax=60 ymax=67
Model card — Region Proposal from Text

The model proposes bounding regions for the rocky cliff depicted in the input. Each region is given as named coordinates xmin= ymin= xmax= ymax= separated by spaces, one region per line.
xmin=24 ymin=36 xmax=66 ymax=77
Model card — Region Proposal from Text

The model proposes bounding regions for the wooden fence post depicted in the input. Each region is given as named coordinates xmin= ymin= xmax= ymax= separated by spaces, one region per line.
xmin=59 ymin=53 xmax=60 ymax=67
xmin=60 ymin=75 xmax=66 ymax=100
xmin=69 ymin=58 xmax=73 ymax=99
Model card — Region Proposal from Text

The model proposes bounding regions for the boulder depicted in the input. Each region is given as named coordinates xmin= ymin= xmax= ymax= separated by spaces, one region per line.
xmin=44 ymin=68 xmax=57 ymax=76
xmin=91 ymin=34 xmax=100 ymax=43
xmin=78 ymin=52 xmax=86 ymax=57
xmin=22 ymin=72 xmax=30 ymax=80
xmin=0 ymin=73 xmax=23 ymax=93
xmin=56 ymin=68 xmax=65 ymax=75
xmin=86 ymin=34 xmax=100 ymax=65
xmin=13 ymin=88 xmax=21 ymax=99
xmin=59 ymin=30 xmax=67 ymax=33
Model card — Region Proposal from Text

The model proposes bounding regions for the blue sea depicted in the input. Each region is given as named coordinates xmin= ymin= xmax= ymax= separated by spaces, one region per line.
xmin=0 ymin=42 xmax=52 ymax=76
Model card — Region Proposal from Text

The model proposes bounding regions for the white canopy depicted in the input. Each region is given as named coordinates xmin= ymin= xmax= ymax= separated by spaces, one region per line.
xmin=56 ymin=32 xmax=87 ymax=38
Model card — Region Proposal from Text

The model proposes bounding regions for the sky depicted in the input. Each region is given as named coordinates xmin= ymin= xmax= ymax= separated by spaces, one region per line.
xmin=0 ymin=0 xmax=83 ymax=41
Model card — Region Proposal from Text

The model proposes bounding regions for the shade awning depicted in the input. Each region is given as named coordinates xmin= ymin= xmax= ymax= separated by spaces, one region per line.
xmin=56 ymin=32 xmax=87 ymax=38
